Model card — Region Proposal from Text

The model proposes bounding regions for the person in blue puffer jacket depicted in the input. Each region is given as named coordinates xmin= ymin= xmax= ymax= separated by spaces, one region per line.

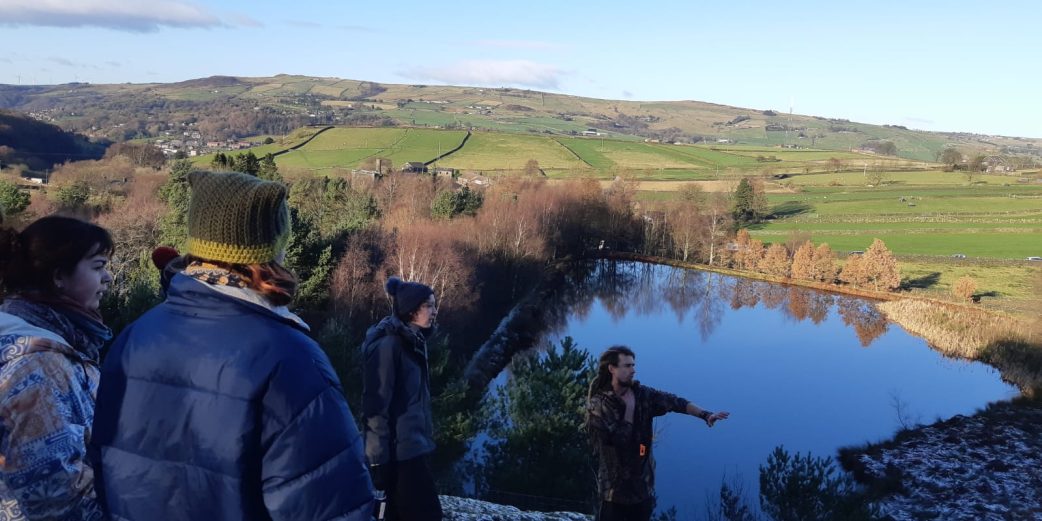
xmin=90 ymin=171 xmax=373 ymax=521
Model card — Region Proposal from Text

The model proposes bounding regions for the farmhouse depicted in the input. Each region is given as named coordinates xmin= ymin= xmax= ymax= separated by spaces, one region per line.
xmin=401 ymin=162 xmax=428 ymax=173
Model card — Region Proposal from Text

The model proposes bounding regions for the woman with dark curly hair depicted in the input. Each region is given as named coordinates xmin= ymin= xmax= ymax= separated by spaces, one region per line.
xmin=0 ymin=215 xmax=114 ymax=521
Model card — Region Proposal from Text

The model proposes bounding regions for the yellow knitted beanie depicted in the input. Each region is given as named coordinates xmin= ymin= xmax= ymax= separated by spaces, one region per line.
xmin=186 ymin=171 xmax=290 ymax=265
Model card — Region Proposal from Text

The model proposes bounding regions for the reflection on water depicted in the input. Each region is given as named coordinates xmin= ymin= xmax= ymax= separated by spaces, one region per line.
xmin=477 ymin=261 xmax=1018 ymax=518
xmin=559 ymin=261 xmax=891 ymax=349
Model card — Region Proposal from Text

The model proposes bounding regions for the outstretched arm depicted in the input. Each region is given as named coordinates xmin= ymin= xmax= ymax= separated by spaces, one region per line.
xmin=684 ymin=402 xmax=730 ymax=427
xmin=645 ymin=385 xmax=730 ymax=427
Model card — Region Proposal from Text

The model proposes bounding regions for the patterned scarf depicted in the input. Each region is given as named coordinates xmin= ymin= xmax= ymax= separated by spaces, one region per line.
xmin=0 ymin=296 xmax=111 ymax=362
xmin=183 ymin=261 xmax=309 ymax=330
xmin=184 ymin=261 xmax=249 ymax=288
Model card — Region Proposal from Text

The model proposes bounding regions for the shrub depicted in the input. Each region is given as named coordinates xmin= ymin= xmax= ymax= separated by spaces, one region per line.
xmin=952 ymin=276 xmax=978 ymax=301
xmin=760 ymin=446 xmax=879 ymax=521
xmin=54 ymin=180 xmax=91 ymax=211
xmin=0 ymin=179 xmax=31 ymax=216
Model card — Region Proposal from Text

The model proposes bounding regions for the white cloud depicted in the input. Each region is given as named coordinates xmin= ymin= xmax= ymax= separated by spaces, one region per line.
xmin=227 ymin=13 xmax=261 ymax=28
xmin=904 ymin=116 xmax=935 ymax=125
xmin=286 ymin=20 xmax=321 ymax=29
xmin=0 ymin=0 xmax=243 ymax=32
xmin=48 ymin=56 xmax=78 ymax=67
xmin=403 ymin=60 xmax=566 ymax=90
xmin=472 ymin=39 xmax=560 ymax=51
xmin=335 ymin=24 xmax=374 ymax=32
xmin=282 ymin=21 xmax=371 ymax=31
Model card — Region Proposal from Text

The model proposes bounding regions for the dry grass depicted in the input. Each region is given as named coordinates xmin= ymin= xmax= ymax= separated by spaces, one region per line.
xmin=878 ymin=299 xmax=1042 ymax=394
xmin=589 ymin=180 xmax=794 ymax=193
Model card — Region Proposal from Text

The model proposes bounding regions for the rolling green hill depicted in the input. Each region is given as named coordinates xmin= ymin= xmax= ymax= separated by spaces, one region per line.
xmin=193 ymin=125 xmax=927 ymax=179
xmin=2 ymin=75 xmax=1039 ymax=166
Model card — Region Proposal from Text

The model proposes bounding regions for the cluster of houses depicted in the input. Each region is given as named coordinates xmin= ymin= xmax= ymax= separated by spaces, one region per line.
xmin=154 ymin=133 xmax=257 ymax=157
xmin=349 ymin=163 xmax=490 ymax=187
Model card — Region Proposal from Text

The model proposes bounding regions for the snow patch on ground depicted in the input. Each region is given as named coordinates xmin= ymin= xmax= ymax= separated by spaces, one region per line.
xmin=851 ymin=400 xmax=1042 ymax=520
xmin=442 ymin=496 xmax=591 ymax=521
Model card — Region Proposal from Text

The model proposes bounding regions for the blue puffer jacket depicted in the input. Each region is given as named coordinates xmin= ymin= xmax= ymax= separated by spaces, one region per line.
xmin=90 ymin=275 xmax=373 ymax=521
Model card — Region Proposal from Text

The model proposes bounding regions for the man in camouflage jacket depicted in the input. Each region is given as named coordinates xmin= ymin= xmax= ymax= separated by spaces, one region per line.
xmin=586 ymin=346 xmax=729 ymax=521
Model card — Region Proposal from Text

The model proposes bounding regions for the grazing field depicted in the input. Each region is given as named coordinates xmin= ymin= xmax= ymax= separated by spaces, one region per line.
xmin=552 ymin=138 xmax=884 ymax=173
xmin=297 ymin=127 xmax=406 ymax=151
xmin=195 ymin=128 xmax=470 ymax=171
xmin=556 ymin=138 xmax=710 ymax=169
xmin=199 ymin=126 xmax=929 ymax=180
xmin=712 ymin=146 xmax=867 ymax=159
xmin=729 ymin=170 xmax=1042 ymax=313
xmin=276 ymin=128 xmax=468 ymax=170
xmin=750 ymin=174 xmax=1042 ymax=259
xmin=191 ymin=127 xmax=325 ymax=167
xmin=785 ymin=170 xmax=1025 ymax=187
xmin=381 ymin=129 xmax=469 ymax=165
xmin=439 ymin=131 xmax=587 ymax=171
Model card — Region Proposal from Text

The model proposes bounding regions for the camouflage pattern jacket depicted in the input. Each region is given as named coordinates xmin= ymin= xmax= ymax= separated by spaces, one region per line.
xmin=586 ymin=382 xmax=689 ymax=505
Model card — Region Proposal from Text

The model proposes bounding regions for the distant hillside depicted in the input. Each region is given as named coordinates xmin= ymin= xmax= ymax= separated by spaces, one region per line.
xmin=1 ymin=75 xmax=1039 ymax=164
xmin=0 ymin=109 xmax=107 ymax=172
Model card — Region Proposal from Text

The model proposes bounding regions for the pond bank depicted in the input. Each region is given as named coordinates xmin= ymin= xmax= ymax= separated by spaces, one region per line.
xmin=839 ymin=398 xmax=1042 ymax=520
xmin=876 ymin=299 xmax=1042 ymax=395
xmin=442 ymin=496 xmax=589 ymax=521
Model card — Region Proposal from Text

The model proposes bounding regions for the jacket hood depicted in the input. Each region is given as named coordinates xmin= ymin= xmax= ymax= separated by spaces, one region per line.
xmin=0 ymin=311 xmax=81 ymax=364
xmin=363 ymin=315 xmax=426 ymax=355
xmin=165 ymin=274 xmax=311 ymax=334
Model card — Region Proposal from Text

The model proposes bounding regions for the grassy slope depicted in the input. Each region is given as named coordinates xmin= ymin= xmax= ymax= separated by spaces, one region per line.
xmin=725 ymin=169 xmax=1042 ymax=314
xmin=6 ymin=74 xmax=1040 ymax=164
xmin=429 ymin=131 xmax=586 ymax=171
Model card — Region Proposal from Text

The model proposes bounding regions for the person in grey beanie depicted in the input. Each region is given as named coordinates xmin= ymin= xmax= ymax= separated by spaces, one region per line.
xmin=362 ymin=277 xmax=442 ymax=521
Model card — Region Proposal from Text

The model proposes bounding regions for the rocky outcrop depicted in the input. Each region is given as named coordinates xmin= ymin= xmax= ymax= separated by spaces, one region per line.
xmin=442 ymin=496 xmax=591 ymax=521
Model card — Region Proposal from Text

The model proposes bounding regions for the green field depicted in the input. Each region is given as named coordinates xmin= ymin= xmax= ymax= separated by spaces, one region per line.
xmin=196 ymin=128 xmax=469 ymax=171
xmin=718 ymin=148 xmax=882 ymax=162
xmin=191 ymin=127 xmax=325 ymax=167
xmin=276 ymin=127 xmax=468 ymax=170
xmin=440 ymin=132 xmax=588 ymax=171
xmin=197 ymin=126 xmax=943 ymax=180
xmin=756 ymin=233 xmax=1039 ymax=259
xmin=749 ymin=175 xmax=1042 ymax=260
xmin=551 ymin=139 xmax=878 ymax=173
xmin=785 ymin=171 xmax=1025 ymax=187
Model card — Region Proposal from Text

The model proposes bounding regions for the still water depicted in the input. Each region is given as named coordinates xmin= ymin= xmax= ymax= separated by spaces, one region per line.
xmin=540 ymin=262 xmax=1017 ymax=517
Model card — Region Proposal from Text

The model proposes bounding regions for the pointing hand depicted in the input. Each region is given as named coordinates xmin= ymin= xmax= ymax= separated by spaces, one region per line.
xmin=705 ymin=411 xmax=730 ymax=428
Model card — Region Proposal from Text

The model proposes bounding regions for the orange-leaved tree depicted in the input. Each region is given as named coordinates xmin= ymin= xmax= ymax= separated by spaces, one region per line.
xmin=861 ymin=238 xmax=901 ymax=291
xmin=790 ymin=241 xmax=815 ymax=281
xmin=759 ymin=243 xmax=791 ymax=277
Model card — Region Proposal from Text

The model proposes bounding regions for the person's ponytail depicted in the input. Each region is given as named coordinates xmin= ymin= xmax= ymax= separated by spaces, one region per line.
xmin=0 ymin=226 xmax=21 ymax=296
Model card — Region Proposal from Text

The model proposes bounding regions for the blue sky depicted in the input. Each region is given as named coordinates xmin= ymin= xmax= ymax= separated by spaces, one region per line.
xmin=1 ymin=0 xmax=1038 ymax=137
